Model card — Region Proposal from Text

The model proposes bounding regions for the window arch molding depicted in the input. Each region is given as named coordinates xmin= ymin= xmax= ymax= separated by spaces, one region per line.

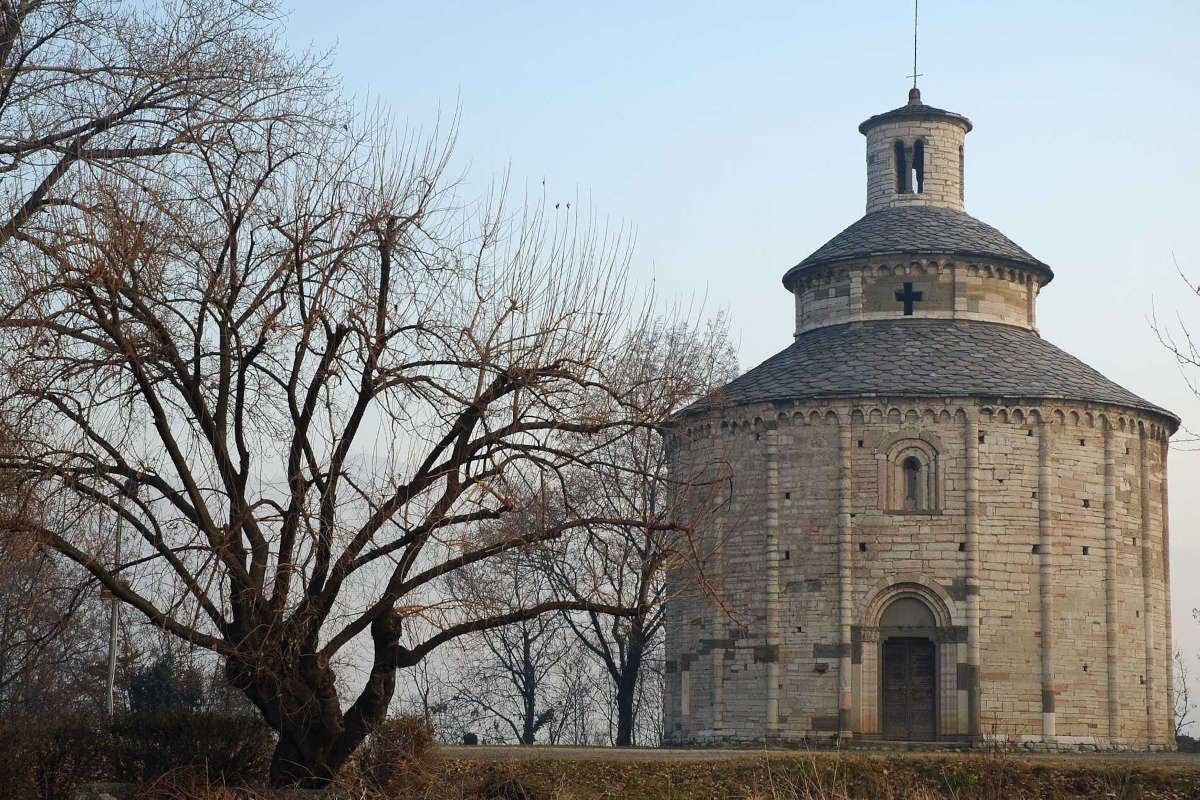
xmin=878 ymin=436 xmax=941 ymax=513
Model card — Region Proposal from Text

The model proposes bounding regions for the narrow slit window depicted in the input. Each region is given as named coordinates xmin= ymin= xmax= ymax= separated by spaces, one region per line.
xmin=903 ymin=456 xmax=921 ymax=509
xmin=912 ymin=139 xmax=925 ymax=193
xmin=959 ymin=145 xmax=964 ymax=201
xmin=894 ymin=140 xmax=908 ymax=193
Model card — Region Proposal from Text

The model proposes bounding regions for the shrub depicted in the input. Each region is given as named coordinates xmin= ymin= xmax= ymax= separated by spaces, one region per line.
xmin=0 ymin=715 xmax=111 ymax=800
xmin=127 ymin=653 xmax=203 ymax=715
xmin=109 ymin=710 xmax=273 ymax=784
xmin=475 ymin=764 xmax=543 ymax=800
xmin=354 ymin=715 xmax=437 ymax=793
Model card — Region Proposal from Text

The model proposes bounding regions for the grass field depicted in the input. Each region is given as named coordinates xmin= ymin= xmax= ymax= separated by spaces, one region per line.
xmin=390 ymin=747 xmax=1200 ymax=800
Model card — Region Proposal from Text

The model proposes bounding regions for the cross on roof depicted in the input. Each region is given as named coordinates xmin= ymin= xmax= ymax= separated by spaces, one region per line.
xmin=895 ymin=282 xmax=924 ymax=315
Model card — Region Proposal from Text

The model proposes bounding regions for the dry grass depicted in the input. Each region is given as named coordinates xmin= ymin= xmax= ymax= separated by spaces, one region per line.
xmin=69 ymin=749 xmax=1200 ymax=800
xmin=406 ymin=750 xmax=1200 ymax=800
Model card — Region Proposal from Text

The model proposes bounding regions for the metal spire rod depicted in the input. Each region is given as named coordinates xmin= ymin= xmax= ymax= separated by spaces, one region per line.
xmin=911 ymin=0 xmax=921 ymax=88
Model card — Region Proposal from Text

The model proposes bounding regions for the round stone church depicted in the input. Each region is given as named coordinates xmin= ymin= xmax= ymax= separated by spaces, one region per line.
xmin=664 ymin=88 xmax=1177 ymax=749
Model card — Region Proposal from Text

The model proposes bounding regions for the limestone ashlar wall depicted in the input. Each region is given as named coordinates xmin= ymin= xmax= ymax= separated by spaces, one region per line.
xmin=792 ymin=258 xmax=1041 ymax=336
xmin=663 ymin=399 xmax=1173 ymax=749
xmin=973 ymin=411 xmax=1043 ymax=739
xmin=1116 ymin=424 xmax=1146 ymax=743
xmin=1041 ymin=412 xmax=1110 ymax=743
xmin=774 ymin=413 xmax=841 ymax=737
xmin=663 ymin=416 xmax=773 ymax=743
xmin=1128 ymin=425 xmax=1171 ymax=744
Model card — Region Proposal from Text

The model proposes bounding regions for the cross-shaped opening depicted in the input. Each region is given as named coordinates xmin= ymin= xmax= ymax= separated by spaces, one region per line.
xmin=895 ymin=282 xmax=923 ymax=315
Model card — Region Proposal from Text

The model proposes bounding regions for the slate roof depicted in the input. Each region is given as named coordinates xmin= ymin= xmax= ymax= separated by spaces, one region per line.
xmin=683 ymin=319 xmax=1177 ymax=427
xmin=782 ymin=206 xmax=1053 ymax=289
xmin=857 ymin=98 xmax=973 ymax=134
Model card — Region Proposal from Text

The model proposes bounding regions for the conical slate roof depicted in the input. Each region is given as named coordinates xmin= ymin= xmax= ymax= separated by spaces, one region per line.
xmin=857 ymin=91 xmax=973 ymax=134
xmin=781 ymin=206 xmax=1053 ymax=289
xmin=683 ymin=319 xmax=1177 ymax=427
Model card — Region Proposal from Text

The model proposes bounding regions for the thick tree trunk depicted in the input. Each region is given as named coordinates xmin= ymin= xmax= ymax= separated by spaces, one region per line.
xmin=614 ymin=621 xmax=646 ymax=747
xmin=269 ymin=728 xmax=341 ymax=788
xmin=520 ymin=634 xmax=537 ymax=745
xmin=614 ymin=673 xmax=637 ymax=746
xmin=260 ymin=664 xmax=396 ymax=786
xmin=229 ymin=618 xmax=399 ymax=787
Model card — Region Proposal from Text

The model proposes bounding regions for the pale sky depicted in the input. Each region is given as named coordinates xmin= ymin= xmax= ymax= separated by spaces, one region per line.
xmin=281 ymin=1 xmax=1200 ymax=697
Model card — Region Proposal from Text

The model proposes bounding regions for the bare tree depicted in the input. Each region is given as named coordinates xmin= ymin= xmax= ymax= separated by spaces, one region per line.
xmin=543 ymin=643 xmax=605 ymax=746
xmin=448 ymin=541 xmax=574 ymax=746
xmin=0 ymin=541 xmax=109 ymax=714
xmin=1177 ymin=649 xmax=1196 ymax=739
xmin=0 ymin=0 xmax=328 ymax=250
xmin=550 ymin=318 xmax=736 ymax=746
xmin=0 ymin=84 xmax=718 ymax=794
xmin=0 ymin=410 xmax=108 ymax=715
xmin=391 ymin=653 xmax=467 ymax=740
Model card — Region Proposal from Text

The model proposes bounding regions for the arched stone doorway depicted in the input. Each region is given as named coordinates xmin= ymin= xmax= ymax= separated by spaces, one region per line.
xmin=878 ymin=597 xmax=938 ymax=740
xmin=854 ymin=582 xmax=964 ymax=740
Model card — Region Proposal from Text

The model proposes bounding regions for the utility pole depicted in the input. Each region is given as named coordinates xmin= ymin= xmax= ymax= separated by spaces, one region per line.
xmin=106 ymin=476 xmax=137 ymax=719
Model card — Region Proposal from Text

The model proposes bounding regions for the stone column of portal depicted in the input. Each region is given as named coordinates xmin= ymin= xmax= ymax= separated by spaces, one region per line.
xmin=1103 ymin=420 xmax=1120 ymax=744
xmin=1161 ymin=442 xmax=1173 ymax=742
xmin=1038 ymin=418 xmax=1056 ymax=742
xmin=765 ymin=426 xmax=781 ymax=739
xmin=963 ymin=409 xmax=981 ymax=738
xmin=837 ymin=415 xmax=854 ymax=738
xmin=1138 ymin=426 xmax=1157 ymax=743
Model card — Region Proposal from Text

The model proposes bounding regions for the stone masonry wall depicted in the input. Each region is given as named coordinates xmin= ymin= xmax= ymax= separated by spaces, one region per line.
xmin=664 ymin=398 xmax=1173 ymax=749
xmin=791 ymin=258 xmax=1040 ymax=335
xmin=865 ymin=116 xmax=968 ymax=214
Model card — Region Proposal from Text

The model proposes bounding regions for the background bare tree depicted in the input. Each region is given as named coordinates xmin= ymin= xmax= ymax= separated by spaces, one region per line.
xmin=1174 ymin=649 xmax=1194 ymax=740
xmin=0 ymin=538 xmax=109 ymax=714
xmin=0 ymin=407 xmax=112 ymax=715
xmin=390 ymin=653 xmax=470 ymax=741
xmin=448 ymin=541 xmax=574 ymax=746
xmin=550 ymin=318 xmax=736 ymax=746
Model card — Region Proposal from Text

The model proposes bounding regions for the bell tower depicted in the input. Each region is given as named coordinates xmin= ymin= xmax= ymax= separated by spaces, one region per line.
xmin=861 ymin=88 xmax=971 ymax=213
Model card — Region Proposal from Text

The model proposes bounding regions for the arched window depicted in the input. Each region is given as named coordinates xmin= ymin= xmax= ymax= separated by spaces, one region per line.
xmin=880 ymin=438 xmax=941 ymax=513
xmin=958 ymin=145 xmax=964 ymax=201
xmin=894 ymin=140 xmax=908 ymax=193
xmin=903 ymin=456 xmax=921 ymax=509
xmin=894 ymin=140 xmax=925 ymax=195
xmin=912 ymin=139 xmax=925 ymax=194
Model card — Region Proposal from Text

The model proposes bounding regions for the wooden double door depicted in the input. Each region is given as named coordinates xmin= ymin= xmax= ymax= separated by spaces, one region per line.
xmin=881 ymin=637 xmax=936 ymax=740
